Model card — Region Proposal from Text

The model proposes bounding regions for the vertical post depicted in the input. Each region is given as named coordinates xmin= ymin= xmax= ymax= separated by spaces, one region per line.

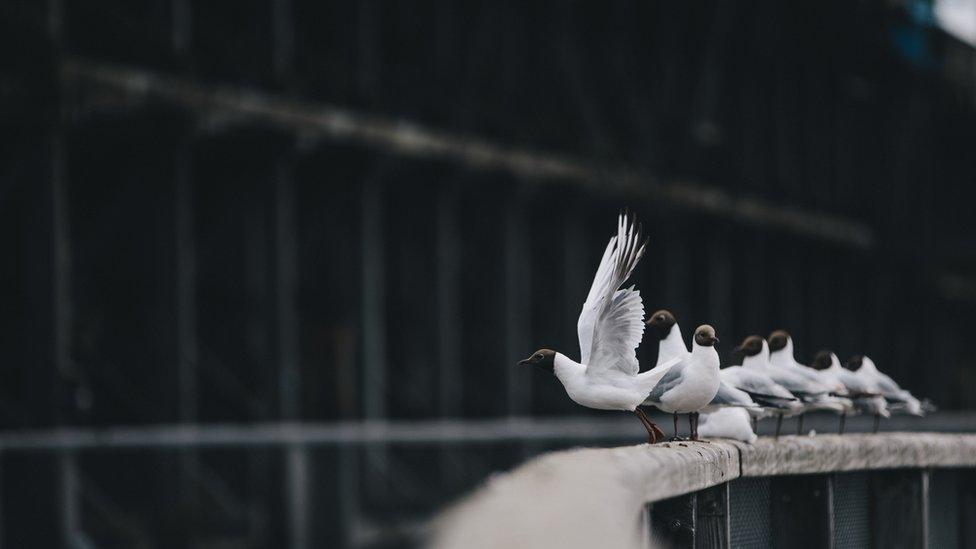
xmin=778 ymin=244 xmax=804 ymax=338
xmin=503 ymin=194 xmax=529 ymax=417
xmin=663 ymin=219 xmax=690 ymax=317
xmin=436 ymin=184 xmax=461 ymax=484
xmin=921 ymin=469 xmax=930 ymax=549
xmin=47 ymin=0 xmax=63 ymax=44
xmin=650 ymin=493 xmax=696 ymax=548
xmin=50 ymin=131 xmax=82 ymax=547
xmin=361 ymin=177 xmax=386 ymax=422
xmin=174 ymin=144 xmax=200 ymax=525
xmin=502 ymin=196 xmax=530 ymax=417
xmin=175 ymin=148 xmax=198 ymax=424
xmin=170 ymin=0 xmax=192 ymax=58
xmin=276 ymin=158 xmax=299 ymax=420
xmin=276 ymin=157 xmax=306 ymax=548
xmin=961 ymin=470 xmax=976 ymax=548
xmin=50 ymin=135 xmax=71 ymax=414
xmin=561 ymin=200 xmax=585 ymax=351
xmin=696 ymin=483 xmax=729 ymax=549
xmin=436 ymin=185 xmax=461 ymax=418
xmin=871 ymin=470 xmax=927 ymax=549
xmin=361 ymin=173 xmax=388 ymax=493
xmin=271 ymin=0 xmax=295 ymax=82
xmin=770 ymin=475 xmax=831 ymax=549
xmin=58 ymin=452 xmax=80 ymax=548
xmin=707 ymin=230 xmax=732 ymax=339
xmin=286 ymin=444 xmax=309 ymax=549
xmin=336 ymin=342 xmax=361 ymax=546
xmin=0 ymin=452 xmax=4 ymax=549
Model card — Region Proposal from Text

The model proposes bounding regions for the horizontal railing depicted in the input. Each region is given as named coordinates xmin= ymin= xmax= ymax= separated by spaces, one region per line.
xmin=0 ymin=412 xmax=973 ymax=450
xmin=429 ymin=433 xmax=976 ymax=549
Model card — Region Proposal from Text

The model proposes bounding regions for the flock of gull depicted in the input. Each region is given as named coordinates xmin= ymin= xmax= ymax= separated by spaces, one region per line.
xmin=518 ymin=212 xmax=932 ymax=444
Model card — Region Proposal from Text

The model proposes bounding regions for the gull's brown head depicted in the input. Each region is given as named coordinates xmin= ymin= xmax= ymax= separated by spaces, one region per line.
xmin=645 ymin=309 xmax=677 ymax=340
xmin=694 ymin=325 xmax=719 ymax=347
xmin=733 ymin=335 xmax=764 ymax=357
xmin=768 ymin=330 xmax=790 ymax=352
xmin=844 ymin=355 xmax=863 ymax=372
xmin=518 ymin=349 xmax=556 ymax=372
xmin=812 ymin=350 xmax=833 ymax=371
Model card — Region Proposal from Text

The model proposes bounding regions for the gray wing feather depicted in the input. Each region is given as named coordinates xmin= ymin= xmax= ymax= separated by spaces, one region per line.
xmin=645 ymin=361 xmax=687 ymax=403
xmin=709 ymin=382 xmax=757 ymax=408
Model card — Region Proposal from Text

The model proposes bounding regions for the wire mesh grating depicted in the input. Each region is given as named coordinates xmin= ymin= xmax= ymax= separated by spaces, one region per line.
xmin=832 ymin=472 xmax=870 ymax=549
xmin=729 ymin=477 xmax=771 ymax=549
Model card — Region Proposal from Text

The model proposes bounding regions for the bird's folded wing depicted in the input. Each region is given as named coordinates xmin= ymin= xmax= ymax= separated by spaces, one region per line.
xmin=709 ymin=382 xmax=760 ymax=408
xmin=644 ymin=360 xmax=687 ymax=404
xmin=722 ymin=368 xmax=796 ymax=401
xmin=576 ymin=213 xmax=647 ymax=376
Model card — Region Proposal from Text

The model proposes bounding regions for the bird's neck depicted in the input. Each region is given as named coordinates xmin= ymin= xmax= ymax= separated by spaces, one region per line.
xmin=553 ymin=352 xmax=585 ymax=384
xmin=860 ymin=357 xmax=879 ymax=373
xmin=657 ymin=325 xmax=687 ymax=365
xmin=691 ymin=343 xmax=720 ymax=370
xmin=769 ymin=349 xmax=792 ymax=368
xmin=742 ymin=354 xmax=766 ymax=370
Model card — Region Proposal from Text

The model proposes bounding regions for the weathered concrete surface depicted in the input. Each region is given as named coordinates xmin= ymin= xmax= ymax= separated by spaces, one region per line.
xmin=428 ymin=432 xmax=976 ymax=549
xmin=428 ymin=441 xmax=737 ymax=549
xmin=732 ymin=432 xmax=976 ymax=477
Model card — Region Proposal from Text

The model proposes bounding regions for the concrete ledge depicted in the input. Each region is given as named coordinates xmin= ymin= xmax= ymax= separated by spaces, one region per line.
xmin=428 ymin=432 xmax=976 ymax=549
xmin=430 ymin=441 xmax=736 ymax=549
xmin=732 ymin=432 xmax=976 ymax=477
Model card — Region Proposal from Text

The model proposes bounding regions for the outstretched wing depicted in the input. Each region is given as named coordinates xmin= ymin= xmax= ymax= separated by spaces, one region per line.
xmin=576 ymin=213 xmax=647 ymax=376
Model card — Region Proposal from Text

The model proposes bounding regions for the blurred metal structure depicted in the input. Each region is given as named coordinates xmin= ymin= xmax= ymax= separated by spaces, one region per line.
xmin=3 ymin=0 xmax=976 ymax=547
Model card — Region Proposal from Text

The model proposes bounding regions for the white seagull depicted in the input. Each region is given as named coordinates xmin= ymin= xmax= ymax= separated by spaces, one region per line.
xmin=736 ymin=335 xmax=835 ymax=436
xmin=724 ymin=336 xmax=803 ymax=429
xmin=642 ymin=324 xmax=722 ymax=441
xmin=768 ymin=330 xmax=853 ymax=434
xmin=847 ymin=355 xmax=929 ymax=430
xmin=518 ymin=213 xmax=670 ymax=443
xmin=645 ymin=310 xmax=687 ymax=368
xmin=810 ymin=351 xmax=888 ymax=433
xmin=647 ymin=311 xmax=759 ymax=439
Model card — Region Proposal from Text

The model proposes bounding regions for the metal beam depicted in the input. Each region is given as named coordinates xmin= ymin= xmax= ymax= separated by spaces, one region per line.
xmin=60 ymin=58 xmax=875 ymax=249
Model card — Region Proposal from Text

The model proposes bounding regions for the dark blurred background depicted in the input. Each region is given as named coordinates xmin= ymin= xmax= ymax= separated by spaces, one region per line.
xmin=2 ymin=0 xmax=976 ymax=547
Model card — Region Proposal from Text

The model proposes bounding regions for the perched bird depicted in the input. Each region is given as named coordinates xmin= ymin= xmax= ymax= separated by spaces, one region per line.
xmin=737 ymin=335 xmax=832 ymax=437
xmin=518 ymin=213 xmax=670 ymax=443
xmin=698 ymin=407 xmax=758 ymax=444
xmin=643 ymin=325 xmax=722 ymax=441
xmin=846 ymin=355 xmax=930 ymax=431
xmin=768 ymin=330 xmax=852 ymax=434
xmin=646 ymin=310 xmax=686 ymax=368
xmin=811 ymin=351 xmax=888 ymax=434
xmin=649 ymin=311 xmax=760 ymax=438
xmin=725 ymin=336 xmax=803 ymax=433
xmin=646 ymin=309 xmax=761 ymax=440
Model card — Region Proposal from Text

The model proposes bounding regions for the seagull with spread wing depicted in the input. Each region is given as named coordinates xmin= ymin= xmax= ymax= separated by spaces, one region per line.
xmin=518 ymin=212 xmax=673 ymax=443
